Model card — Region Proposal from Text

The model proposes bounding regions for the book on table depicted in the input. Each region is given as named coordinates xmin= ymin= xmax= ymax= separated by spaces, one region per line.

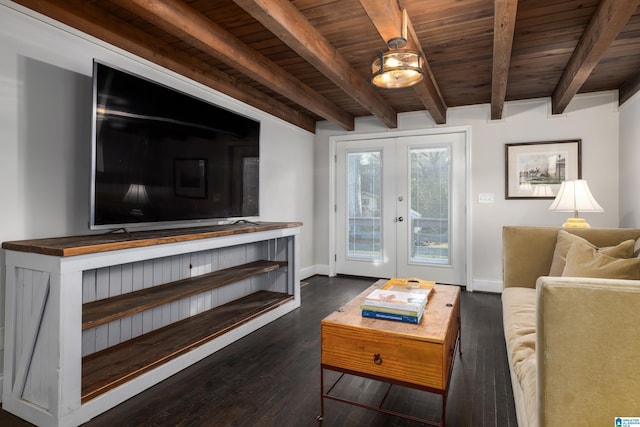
xmin=361 ymin=278 xmax=434 ymax=322
xmin=361 ymin=309 xmax=423 ymax=324
xmin=359 ymin=302 xmax=424 ymax=318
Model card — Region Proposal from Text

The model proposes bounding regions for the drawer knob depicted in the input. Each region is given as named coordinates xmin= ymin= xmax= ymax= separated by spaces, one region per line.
xmin=373 ymin=353 xmax=383 ymax=365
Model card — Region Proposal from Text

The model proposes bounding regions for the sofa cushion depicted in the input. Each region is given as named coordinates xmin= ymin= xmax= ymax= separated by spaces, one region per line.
xmin=548 ymin=230 xmax=635 ymax=276
xmin=562 ymin=242 xmax=640 ymax=280
xmin=501 ymin=287 xmax=537 ymax=426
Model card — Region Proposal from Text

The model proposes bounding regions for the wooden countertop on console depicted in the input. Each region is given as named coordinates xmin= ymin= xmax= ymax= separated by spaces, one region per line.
xmin=1 ymin=221 xmax=302 ymax=257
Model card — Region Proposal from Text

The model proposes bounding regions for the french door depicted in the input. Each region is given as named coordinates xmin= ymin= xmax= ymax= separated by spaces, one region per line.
xmin=335 ymin=131 xmax=467 ymax=285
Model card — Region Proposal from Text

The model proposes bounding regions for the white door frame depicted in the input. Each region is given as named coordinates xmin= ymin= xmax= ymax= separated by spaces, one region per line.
xmin=328 ymin=126 xmax=474 ymax=291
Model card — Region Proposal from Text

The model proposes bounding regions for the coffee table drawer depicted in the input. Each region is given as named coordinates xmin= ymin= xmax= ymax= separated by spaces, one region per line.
xmin=321 ymin=324 xmax=446 ymax=390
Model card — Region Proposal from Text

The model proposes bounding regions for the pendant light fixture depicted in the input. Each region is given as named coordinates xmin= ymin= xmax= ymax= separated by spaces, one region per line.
xmin=371 ymin=9 xmax=424 ymax=89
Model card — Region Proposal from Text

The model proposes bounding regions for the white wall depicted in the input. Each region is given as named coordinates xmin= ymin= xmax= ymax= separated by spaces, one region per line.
xmin=619 ymin=90 xmax=640 ymax=228
xmin=0 ymin=1 xmax=315 ymax=391
xmin=315 ymin=92 xmax=620 ymax=292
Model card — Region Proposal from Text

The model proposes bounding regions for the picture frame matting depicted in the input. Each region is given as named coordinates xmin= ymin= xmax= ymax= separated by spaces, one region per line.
xmin=505 ymin=139 xmax=582 ymax=199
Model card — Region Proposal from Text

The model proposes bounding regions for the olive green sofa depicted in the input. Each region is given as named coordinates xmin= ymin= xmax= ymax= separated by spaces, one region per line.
xmin=502 ymin=226 xmax=640 ymax=427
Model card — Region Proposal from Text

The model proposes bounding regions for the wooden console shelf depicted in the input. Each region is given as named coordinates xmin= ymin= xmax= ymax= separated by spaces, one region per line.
xmin=82 ymin=290 xmax=292 ymax=403
xmin=83 ymin=259 xmax=288 ymax=330
xmin=2 ymin=222 xmax=301 ymax=427
xmin=2 ymin=221 xmax=301 ymax=256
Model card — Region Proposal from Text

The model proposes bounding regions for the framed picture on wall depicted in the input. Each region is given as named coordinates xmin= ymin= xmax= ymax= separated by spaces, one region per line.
xmin=174 ymin=158 xmax=208 ymax=199
xmin=505 ymin=139 xmax=581 ymax=199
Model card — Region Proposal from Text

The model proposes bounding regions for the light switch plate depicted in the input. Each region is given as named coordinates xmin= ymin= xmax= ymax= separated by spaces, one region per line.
xmin=478 ymin=193 xmax=494 ymax=204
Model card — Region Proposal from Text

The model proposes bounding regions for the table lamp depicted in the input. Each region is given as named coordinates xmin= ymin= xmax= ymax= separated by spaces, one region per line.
xmin=123 ymin=183 xmax=150 ymax=217
xmin=548 ymin=179 xmax=603 ymax=228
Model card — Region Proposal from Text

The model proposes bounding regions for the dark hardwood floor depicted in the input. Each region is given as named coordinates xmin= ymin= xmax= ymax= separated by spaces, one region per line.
xmin=0 ymin=275 xmax=517 ymax=427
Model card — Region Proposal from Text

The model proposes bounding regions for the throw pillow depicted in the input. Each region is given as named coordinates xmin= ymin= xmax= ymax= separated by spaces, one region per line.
xmin=635 ymin=238 xmax=640 ymax=258
xmin=562 ymin=242 xmax=640 ymax=280
xmin=548 ymin=230 xmax=635 ymax=276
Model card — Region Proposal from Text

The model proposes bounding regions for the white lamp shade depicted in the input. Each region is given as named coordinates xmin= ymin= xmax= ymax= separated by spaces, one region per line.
xmin=548 ymin=179 xmax=603 ymax=212
xmin=123 ymin=183 xmax=150 ymax=205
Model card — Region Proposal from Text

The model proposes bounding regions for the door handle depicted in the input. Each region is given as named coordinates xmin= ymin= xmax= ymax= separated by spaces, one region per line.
xmin=397 ymin=216 xmax=404 ymax=222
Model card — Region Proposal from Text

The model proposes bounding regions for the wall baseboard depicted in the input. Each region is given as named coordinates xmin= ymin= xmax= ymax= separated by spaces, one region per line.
xmin=302 ymin=267 xmax=505 ymax=294
xmin=472 ymin=280 xmax=503 ymax=293
xmin=313 ymin=264 xmax=329 ymax=276
xmin=300 ymin=265 xmax=319 ymax=280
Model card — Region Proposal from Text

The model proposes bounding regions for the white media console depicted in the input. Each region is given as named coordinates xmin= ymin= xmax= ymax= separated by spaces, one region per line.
xmin=2 ymin=222 xmax=301 ymax=426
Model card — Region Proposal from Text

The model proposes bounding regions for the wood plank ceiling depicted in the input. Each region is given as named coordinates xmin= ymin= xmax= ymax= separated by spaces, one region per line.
xmin=11 ymin=0 xmax=640 ymax=133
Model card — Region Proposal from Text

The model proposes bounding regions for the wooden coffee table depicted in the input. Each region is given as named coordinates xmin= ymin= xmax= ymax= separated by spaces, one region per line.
xmin=318 ymin=280 xmax=461 ymax=426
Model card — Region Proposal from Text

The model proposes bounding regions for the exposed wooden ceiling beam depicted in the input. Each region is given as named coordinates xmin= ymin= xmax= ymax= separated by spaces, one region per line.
xmin=12 ymin=0 xmax=318 ymax=133
xmin=619 ymin=69 xmax=640 ymax=106
xmin=552 ymin=0 xmax=640 ymax=115
xmin=358 ymin=0 xmax=447 ymax=124
xmin=491 ymin=0 xmax=518 ymax=120
xmin=233 ymin=0 xmax=398 ymax=129
xmin=111 ymin=0 xmax=355 ymax=131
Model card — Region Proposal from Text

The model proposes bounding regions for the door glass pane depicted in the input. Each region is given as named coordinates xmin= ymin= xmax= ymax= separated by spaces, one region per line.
xmin=347 ymin=151 xmax=382 ymax=260
xmin=409 ymin=146 xmax=451 ymax=265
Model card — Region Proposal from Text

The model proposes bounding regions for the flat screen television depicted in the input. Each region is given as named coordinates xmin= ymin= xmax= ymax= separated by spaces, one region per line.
xmin=90 ymin=60 xmax=260 ymax=230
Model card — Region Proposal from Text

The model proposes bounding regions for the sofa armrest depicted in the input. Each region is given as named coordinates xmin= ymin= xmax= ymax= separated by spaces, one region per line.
xmin=536 ymin=276 xmax=640 ymax=427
